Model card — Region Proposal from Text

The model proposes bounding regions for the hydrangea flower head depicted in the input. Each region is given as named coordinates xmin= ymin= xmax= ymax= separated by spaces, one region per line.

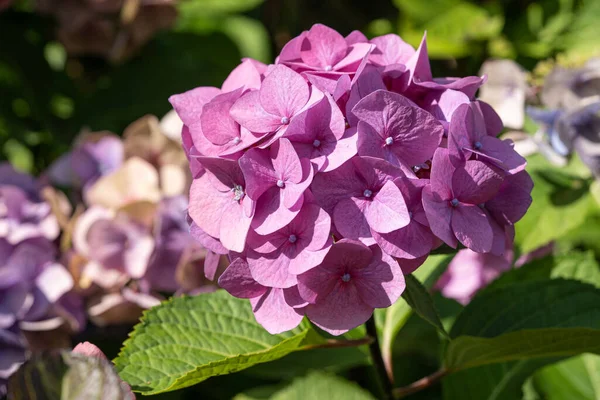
xmin=171 ymin=23 xmax=534 ymax=334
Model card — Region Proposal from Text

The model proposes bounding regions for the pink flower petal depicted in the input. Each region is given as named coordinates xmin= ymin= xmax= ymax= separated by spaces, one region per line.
xmin=333 ymin=198 xmax=373 ymax=244
xmin=251 ymin=288 xmax=304 ymax=334
xmin=218 ymin=258 xmax=267 ymax=299
xmin=300 ymin=24 xmax=348 ymax=69
xmin=452 ymin=160 xmax=503 ymax=205
xmin=354 ymin=246 xmax=404 ymax=308
xmin=260 ymin=65 xmax=309 ymax=118
xmin=230 ymin=90 xmax=282 ymax=133
xmin=422 ymin=185 xmax=457 ymax=248
xmin=365 ymin=180 xmax=410 ymax=234
xmin=247 ymin=248 xmax=297 ymax=288
xmin=369 ymin=34 xmax=415 ymax=66
xmin=451 ymin=203 xmax=493 ymax=252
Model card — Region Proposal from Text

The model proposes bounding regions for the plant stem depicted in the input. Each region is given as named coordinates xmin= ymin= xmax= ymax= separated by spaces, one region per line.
xmin=393 ymin=369 xmax=448 ymax=398
xmin=365 ymin=316 xmax=394 ymax=400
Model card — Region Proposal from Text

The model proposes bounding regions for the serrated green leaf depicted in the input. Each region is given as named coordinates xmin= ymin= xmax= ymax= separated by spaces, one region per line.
xmin=402 ymin=274 xmax=449 ymax=338
xmin=8 ymin=351 xmax=131 ymax=400
xmin=114 ymin=290 xmax=321 ymax=395
xmin=270 ymin=371 xmax=376 ymax=400
xmin=445 ymin=279 xmax=600 ymax=372
xmin=532 ymin=353 xmax=600 ymax=399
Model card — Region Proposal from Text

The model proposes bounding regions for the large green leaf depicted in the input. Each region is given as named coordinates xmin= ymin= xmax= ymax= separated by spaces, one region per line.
xmin=445 ymin=279 xmax=600 ymax=375
xmin=8 ymin=351 xmax=132 ymax=400
xmin=532 ymin=354 xmax=600 ymax=399
xmin=114 ymin=290 xmax=321 ymax=395
xmin=378 ymin=254 xmax=452 ymax=373
xmin=442 ymin=257 xmax=600 ymax=399
xmin=449 ymin=279 xmax=600 ymax=340
xmin=402 ymin=274 xmax=449 ymax=338
xmin=270 ymin=372 xmax=376 ymax=400
xmin=446 ymin=328 xmax=600 ymax=370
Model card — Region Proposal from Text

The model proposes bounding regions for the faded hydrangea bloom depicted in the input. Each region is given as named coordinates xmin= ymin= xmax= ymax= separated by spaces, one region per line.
xmin=172 ymin=23 xmax=534 ymax=335
xmin=36 ymin=0 xmax=177 ymax=62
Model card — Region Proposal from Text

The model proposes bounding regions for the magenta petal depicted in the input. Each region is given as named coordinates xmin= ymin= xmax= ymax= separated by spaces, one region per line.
xmin=373 ymin=221 xmax=434 ymax=259
xmin=230 ymin=90 xmax=281 ymax=133
xmin=251 ymin=288 xmax=304 ymax=334
xmin=300 ymin=24 xmax=348 ymax=69
xmin=451 ymin=204 xmax=493 ymax=253
xmin=283 ymin=161 xmax=313 ymax=209
xmin=429 ymin=148 xmax=455 ymax=199
xmin=477 ymin=100 xmax=504 ymax=137
xmin=169 ymin=86 xmax=221 ymax=127
xmin=247 ymin=248 xmax=297 ymax=288
xmin=272 ymin=138 xmax=303 ymax=184
xmin=188 ymin=175 xmax=228 ymax=239
xmin=354 ymin=247 xmax=404 ymax=308
xmin=189 ymin=222 xmax=228 ymax=254
xmin=479 ymin=136 xmax=527 ymax=174
xmin=291 ymin=204 xmax=331 ymax=252
xmin=203 ymin=251 xmax=220 ymax=280
xmin=252 ymin=186 xmax=303 ymax=235
xmin=346 ymin=30 xmax=368 ymax=45
xmin=201 ymin=89 xmax=243 ymax=145
xmin=305 ymin=283 xmax=373 ymax=336
xmin=452 ymin=160 xmax=503 ymax=205
xmin=486 ymin=170 xmax=533 ymax=224
xmin=260 ymin=65 xmax=309 ymax=117
xmin=405 ymin=33 xmax=433 ymax=83
xmin=333 ymin=198 xmax=373 ymax=244
xmin=218 ymin=258 xmax=267 ymax=299
xmin=398 ymin=254 xmax=428 ymax=274
xmin=284 ymin=285 xmax=309 ymax=308
xmin=288 ymin=244 xmax=331 ymax=275
xmin=221 ymin=58 xmax=264 ymax=92
xmin=369 ymin=34 xmax=415 ymax=66
xmin=239 ymin=148 xmax=277 ymax=201
xmin=334 ymin=43 xmax=372 ymax=72
xmin=297 ymin=261 xmax=338 ymax=304
xmin=422 ymin=185 xmax=457 ymax=248
xmin=365 ymin=180 xmax=410 ymax=234
xmin=219 ymin=200 xmax=252 ymax=253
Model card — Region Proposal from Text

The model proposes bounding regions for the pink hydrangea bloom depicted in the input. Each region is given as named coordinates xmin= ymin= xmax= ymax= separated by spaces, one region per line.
xmin=297 ymin=239 xmax=405 ymax=335
xmin=170 ymin=24 xmax=534 ymax=334
xmin=422 ymin=148 xmax=504 ymax=253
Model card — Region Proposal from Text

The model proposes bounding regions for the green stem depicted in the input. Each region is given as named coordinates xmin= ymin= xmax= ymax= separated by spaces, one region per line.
xmin=365 ymin=316 xmax=394 ymax=400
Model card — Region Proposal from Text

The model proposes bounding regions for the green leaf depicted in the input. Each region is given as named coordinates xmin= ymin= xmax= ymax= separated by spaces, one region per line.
xmin=178 ymin=0 xmax=264 ymax=16
xmin=402 ymin=274 xmax=449 ymax=338
xmin=443 ymin=255 xmax=600 ymax=399
xmin=446 ymin=279 xmax=600 ymax=372
xmin=8 ymin=351 xmax=132 ymax=399
xmin=114 ymin=290 xmax=321 ymax=395
xmin=378 ymin=254 xmax=452 ymax=372
xmin=220 ymin=16 xmax=271 ymax=63
xmin=269 ymin=371 xmax=376 ymax=400
xmin=443 ymin=358 xmax=558 ymax=400
xmin=446 ymin=328 xmax=600 ymax=370
xmin=532 ymin=354 xmax=600 ymax=399
xmin=515 ymin=155 xmax=595 ymax=254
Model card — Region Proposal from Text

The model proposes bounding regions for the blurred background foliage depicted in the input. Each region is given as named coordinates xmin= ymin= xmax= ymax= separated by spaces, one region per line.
xmin=2 ymin=0 xmax=600 ymax=175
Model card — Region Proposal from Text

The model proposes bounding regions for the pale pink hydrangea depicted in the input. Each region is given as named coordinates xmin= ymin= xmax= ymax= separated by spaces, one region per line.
xmin=172 ymin=24 xmax=533 ymax=335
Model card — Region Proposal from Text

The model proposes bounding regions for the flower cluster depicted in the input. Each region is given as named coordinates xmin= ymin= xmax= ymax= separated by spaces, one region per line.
xmin=50 ymin=115 xmax=221 ymax=326
xmin=171 ymin=24 xmax=533 ymax=335
xmin=0 ymin=164 xmax=83 ymax=396
xmin=1 ymin=115 xmax=220 ymax=393
xmin=36 ymin=0 xmax=177 ymax=61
